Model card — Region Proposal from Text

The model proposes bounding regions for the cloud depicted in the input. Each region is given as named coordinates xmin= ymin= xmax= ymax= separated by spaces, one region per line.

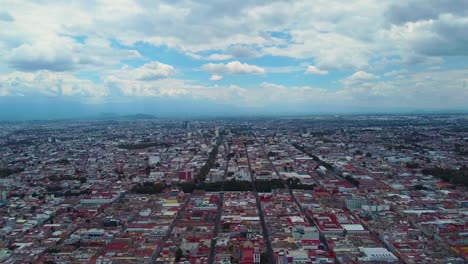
xmin=385 ymin=1 xmax=468 ymax=25
xmin=228 ymin=45 xmax=260 ymax=59
xmin=210 ymin=75 xmax=223 ymax=81
xmin=265 ymin=32 xmax=372 ymax=70
xmin=0 ymin=11 xmax=14 ymax=22
xmin=103 ymin=61 xmax=176 ymax=95
xmin=134 ymin=62 xmax=175 ymax=80
xmin=349 ymin=71 xmax=377 ymax=80
xmin=381 ymin=14 xmax=468 ymax=58
xmin=0 ymin=0 xmax=382 ymax=71
xmin=91 ymin=67 xmax=468 ymax=111
xmin=2 ymin=67 xmax=468 ymax=113
xmin=206 ymin=54 xmax=232 ymax=61
xmin=305 ymin=66 xmax=328 ymax=75
xmin=383 ymin=69 xmax=408 ymax=78
xmin=339 ymin=69 xmax=468 ymax=110
xmin=378 ymin=1 xmax=468 ymax=61
xmin=0 ymin=70 xmax=107 ymax=97
xmin=8 ymin=38 xmax=77 ymax=72
xmin=2 ymin=0 xmax=463 ymax=73
xmin=341 ymin=71 xmax=378 ymax=87
xmin=7 ymin=36 xmax=141 ymax=72
xmin=0 ymin=0 xmax=467 ymax=114
xmin=202 ymin=61 xmax=265 ymax=75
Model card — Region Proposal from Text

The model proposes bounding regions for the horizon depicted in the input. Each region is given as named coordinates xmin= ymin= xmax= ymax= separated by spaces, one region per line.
xmin=2 ymin=110 xmax=468 ymax=122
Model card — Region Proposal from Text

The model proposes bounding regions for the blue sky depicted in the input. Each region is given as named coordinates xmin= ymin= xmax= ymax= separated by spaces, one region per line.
xmin=0 ymin=0 xmax=467 ymax=119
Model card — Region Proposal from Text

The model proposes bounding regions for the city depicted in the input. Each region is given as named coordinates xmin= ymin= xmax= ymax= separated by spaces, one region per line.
xmin=1 ymin=2 xmax=468 ymax=263
xmin=0 ymin=115 xmax=467 ymax=263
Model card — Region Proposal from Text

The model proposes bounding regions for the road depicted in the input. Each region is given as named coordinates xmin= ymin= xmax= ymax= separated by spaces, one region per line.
xmin=257 ymin=136 xmax=330 ymax=251
xmin=208 ymin=143 xmax=230 ymax=264
xmin=245 ymin=139 xmax=276 ymax=264
xmin=149 ymin=198 xmax=189 ymax=263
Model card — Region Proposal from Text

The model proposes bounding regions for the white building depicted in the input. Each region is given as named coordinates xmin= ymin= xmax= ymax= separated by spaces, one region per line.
xmin=358 ymin=247 xmax=398 ymax=262
xmin=80 ymin=192 xmax=121 ymax=205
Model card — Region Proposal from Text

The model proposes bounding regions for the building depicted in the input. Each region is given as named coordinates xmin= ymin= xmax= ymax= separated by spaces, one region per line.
xmin=358 ymin=247 xmax=398 ymax=262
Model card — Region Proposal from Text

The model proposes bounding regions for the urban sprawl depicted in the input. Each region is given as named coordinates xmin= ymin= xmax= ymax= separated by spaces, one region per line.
xmin=0 ymin=115 xmax=467 ymax=264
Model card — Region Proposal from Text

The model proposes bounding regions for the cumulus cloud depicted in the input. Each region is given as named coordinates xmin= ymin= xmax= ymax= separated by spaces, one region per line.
xmin=305 ymin=66 xmax=328 ymax=75
xmin=7 ymin=36 xmax=141 ymax=72
xmin=385 ymin=0 xmax=468 ymax=25
xmin=265 ymin=32 xmax=372 ymax=70
xmin=103 ymin=61 xmax=176 ymax=95
xmin=206 ymin=54 xmax=232 ymax=61
xmin=0 ymin=70 xmax=107 ymax=97
xmin=8 ymin=38 xmax=77 ymax=72
xmin=228 ymin=45 xmax=260 ymax=59
xmin=341 ymin=71 xmax=378 ymax=87
xmin=340 ymin=69 xmax=468 ymax=110
xmin=202 ymin=61 xmax=265 ymax=75
xmin=2 ymin=0 xmax=465 ymax=73
xmin=0 ymin=0 xmax=467 ymax=113
xmin=210 ymin=75 xmax=223 ymax=81
xmin=134 ymin=62 xmax=175 ymax=80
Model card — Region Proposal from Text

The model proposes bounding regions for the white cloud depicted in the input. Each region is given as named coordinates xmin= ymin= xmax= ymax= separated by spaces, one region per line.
xmin=265 ymin=32 xmax=372 ymax=70
xmin=339 ymin=69 xmax=468 ymax=110
xmin=305 ymin=66 xmax=328 ymax=75
xmin=2 ymin=0 xmax=464 ymax=74
xmin=206 ymin=54 xmax=232 ymax=61
xmin=0 ymin=70 xmax=107 ymax=97
xmin=134 ymin=62 xmax=175 ymax=80
xmin=2 ymin=66 xmax=467 ymax=112
xmin=210 ymin=75 xmax=223 ymax=81
xmin=202 ymin=61 xmax=265 ymax=75
xmin=8 ymin=37 xmax=77 ymax=72
xmin=6 ymin=35 xmax=141 ymax=72
xmin=228 ymin=45 xmax=260 ymax=59
xmin=342 ymin=71 xmax=378 ymax=86
xmin=0 ymin=0 xmax=467 ymax=113
xmin=349 ymin=71 xmax=377 ymax=80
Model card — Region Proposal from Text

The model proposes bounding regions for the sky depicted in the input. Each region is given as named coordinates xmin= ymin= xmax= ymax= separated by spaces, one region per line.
xmin=0 ymin=0 xmax=468 ymax=119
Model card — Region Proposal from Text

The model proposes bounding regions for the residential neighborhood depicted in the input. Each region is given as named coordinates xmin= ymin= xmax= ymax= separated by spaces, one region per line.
xmin=1 ymin=115 xmax=467 ymax=263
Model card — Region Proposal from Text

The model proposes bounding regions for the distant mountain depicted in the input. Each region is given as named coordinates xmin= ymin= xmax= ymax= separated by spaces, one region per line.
xmin=96 ymin=113 xmax=158 ymax=120
xmin=121 ymin=114 xmax=158 ymax=120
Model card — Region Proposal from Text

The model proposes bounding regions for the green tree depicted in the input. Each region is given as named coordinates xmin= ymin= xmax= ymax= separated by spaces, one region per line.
xmin=260 ymin=252 xmax=268 ymax=264
xmin=175 ymin=248 xmax=184 ymax=262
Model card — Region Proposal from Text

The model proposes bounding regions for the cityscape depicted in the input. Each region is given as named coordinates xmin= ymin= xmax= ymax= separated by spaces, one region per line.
xmin=1 ymin=0 xmax=468 ymax=263
xmin=0 ymin=115 xmax=467 ymax=263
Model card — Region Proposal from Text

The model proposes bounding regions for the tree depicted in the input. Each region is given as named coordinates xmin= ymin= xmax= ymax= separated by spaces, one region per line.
xmin=286 ymin=178 xmax=293 ymax=187
xmin=46 ymin=248 xmax=60 ymax=254
xmin=0 ymin=167 xmax=24 ymax=178
xmin=175 ymin=248 xmax=184 ymax=262
xmin=405 ymin=162 xmax=420 ymax=169
xmin=292 ymin=178 xmax=300 ymax=188
xmin=177 ymin=182 xmax=197 ymax=193
xmin=260 ymin=252 xmax=269 ymax=264
xmin=130 ymin=182 xmax=166 ymax=194
xmin=414 ymin=184 xmax=428 ymax=190
xmin=422 ymin=166 xmax=468 ymax=187
xmin=354 ymin=150 xmax=364 ymax=156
